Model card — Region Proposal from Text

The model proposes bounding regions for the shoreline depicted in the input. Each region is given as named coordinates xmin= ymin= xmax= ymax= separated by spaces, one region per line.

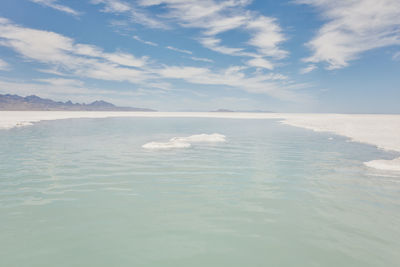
xmin=1 ymin=111 xmax=399 ymax=172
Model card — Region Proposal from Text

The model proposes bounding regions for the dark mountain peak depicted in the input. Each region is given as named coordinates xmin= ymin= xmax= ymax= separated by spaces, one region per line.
xmin=25 ymin=95 xmax=55 ymax=105
xmin=25 ymin=95 xmax=42 ymax=101
xmin=0 ymin=94 xmax=23 ymax=102
xmin=89 ymin=100 xmax=115 ymax=107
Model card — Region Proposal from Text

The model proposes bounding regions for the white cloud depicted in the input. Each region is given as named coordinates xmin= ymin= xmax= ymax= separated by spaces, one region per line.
xmin=30 ymin=0 xmax=80 ymax=16
xmin=297 ymin=0 xmax=400 ymax=69
xmin=199 ymin=37 xmax=244 ymax=56
xmin=0 ymin=59 xmax=10 ymax=71
xmin=103 ymin=52 xmax=147 ymax=67
xmin=74 ymin=44 xmax=103 ymax=57
xmin=91 ymin=0 xmax=167 ymax=29
xmin=300 ymin=64 xmax=317 ymax=74
xmin=158 ymin=66 xmax=209 ymax=79
xmin=0 ymin=18 xmax=10 ymax=24
xmin=133 ymin=35 xmax=158 ymax=46
xmin=166 ymin=46 xmax=192 ymax=55
xmin=393 ymin=51 xmax=400 ymax=61
xmin=36 ymin=67 xmax=67 ymax=76
xmin=247 ymin=57 xmax=274 ymax=70
xmin=35 ymin=78 xmax=84 ymax=87
xmin=139 ymin=0 xmax=227 ymax=25
xmin=246 ymin=16 xmax=287 ymax=59
xmin=91 ymin=0 xmax=130 ymax=13
xmin=202 ymin=15 xmax=249 ymax=36
xmin=190 ymin=57 xmax=214 ymax=63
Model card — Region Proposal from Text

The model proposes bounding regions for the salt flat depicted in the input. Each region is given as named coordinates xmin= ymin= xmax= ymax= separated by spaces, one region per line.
xmin=1 ymin=111 xmax=399 ymax=171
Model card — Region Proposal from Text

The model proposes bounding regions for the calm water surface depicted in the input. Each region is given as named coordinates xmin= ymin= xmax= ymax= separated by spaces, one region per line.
xmin=1 ymin=117 xmax=400 ymax=266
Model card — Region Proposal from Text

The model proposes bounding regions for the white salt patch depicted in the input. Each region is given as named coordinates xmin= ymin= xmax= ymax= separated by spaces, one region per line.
xmin=142 ymin=140 xmax=191 ymax=149
xmin=280 ymin=114 xmax=400 ymax=172
xmin=364 ymin=157 xmax=400 ymax=172
xmin=280 ymin=115 xmax=400 ymax=152
xmin=172 ymin=133 xmax=226 ymax=143
xmin=142 ymin=133 xmax=226 ymax=150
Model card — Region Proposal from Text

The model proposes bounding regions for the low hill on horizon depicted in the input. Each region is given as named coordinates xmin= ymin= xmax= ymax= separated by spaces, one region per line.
xmin=211 ymin=108 xmax=274 ymax=113
xmin=0 ymin=94 xmax=156 ymax=111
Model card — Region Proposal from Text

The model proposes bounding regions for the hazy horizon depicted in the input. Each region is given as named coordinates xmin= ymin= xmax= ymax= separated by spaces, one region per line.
xmin=4 ymin=93 xmax=400 ymax=114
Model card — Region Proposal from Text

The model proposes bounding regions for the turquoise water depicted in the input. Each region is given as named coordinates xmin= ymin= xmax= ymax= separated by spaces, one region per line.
xmin=1 ymin=117 xmax=400 ymax=266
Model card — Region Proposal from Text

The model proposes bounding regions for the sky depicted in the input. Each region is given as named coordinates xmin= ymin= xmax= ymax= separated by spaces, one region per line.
xmin=0 ymin=0 xmax=399 ymax=113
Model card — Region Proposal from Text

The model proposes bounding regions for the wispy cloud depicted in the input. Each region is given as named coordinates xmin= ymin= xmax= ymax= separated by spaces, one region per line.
xmin=133 ymin=35 xmax=158 ymax=46
xmin=30 ymin=0 xmax=80 ymax=16
xmin=166 ymin=46 xmax=192 ymax=55
xmin=245 ymin=16 xmax=287 ymax=59
xmin=91 ymin=0 xmax=130 ymax=13
xmin=35 ymin=78 xmax=84 ymax=87
xmin=246 ymin=57 xmax=274 ymax=70
xmin=190 ymin=57 xmax=214 ymax=63
xmin=103 ymin=52 xmax=148 ymax=67
xmin=0 ymin=59 xmax=10 ymax=71
xmin=199 ymin=37 xmax=244 ymax=56
xmin=91 ymin=0 xmax=167 ymax=29
xmin=300 ymin=64 xmax=316 ymax=74
xmin=36 ymin=67 xmax=66 ymax=76
xmin=393 ymin=51 xmax=400 ymax=61
xmin=296 ymin=0 xmax=400 ymax=69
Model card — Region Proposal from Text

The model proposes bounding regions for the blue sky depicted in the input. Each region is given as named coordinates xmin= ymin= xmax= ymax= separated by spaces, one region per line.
xmin=0 ymin=0 xmax=399 ymax=112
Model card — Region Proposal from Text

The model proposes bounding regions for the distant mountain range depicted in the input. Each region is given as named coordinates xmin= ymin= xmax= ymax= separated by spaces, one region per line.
xmin=0 ymin=94 xmax=156 ymax=111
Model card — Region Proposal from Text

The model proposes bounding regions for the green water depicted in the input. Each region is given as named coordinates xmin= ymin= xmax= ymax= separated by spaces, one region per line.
xmin=1 ymin=117 xmax=399 ymax=266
